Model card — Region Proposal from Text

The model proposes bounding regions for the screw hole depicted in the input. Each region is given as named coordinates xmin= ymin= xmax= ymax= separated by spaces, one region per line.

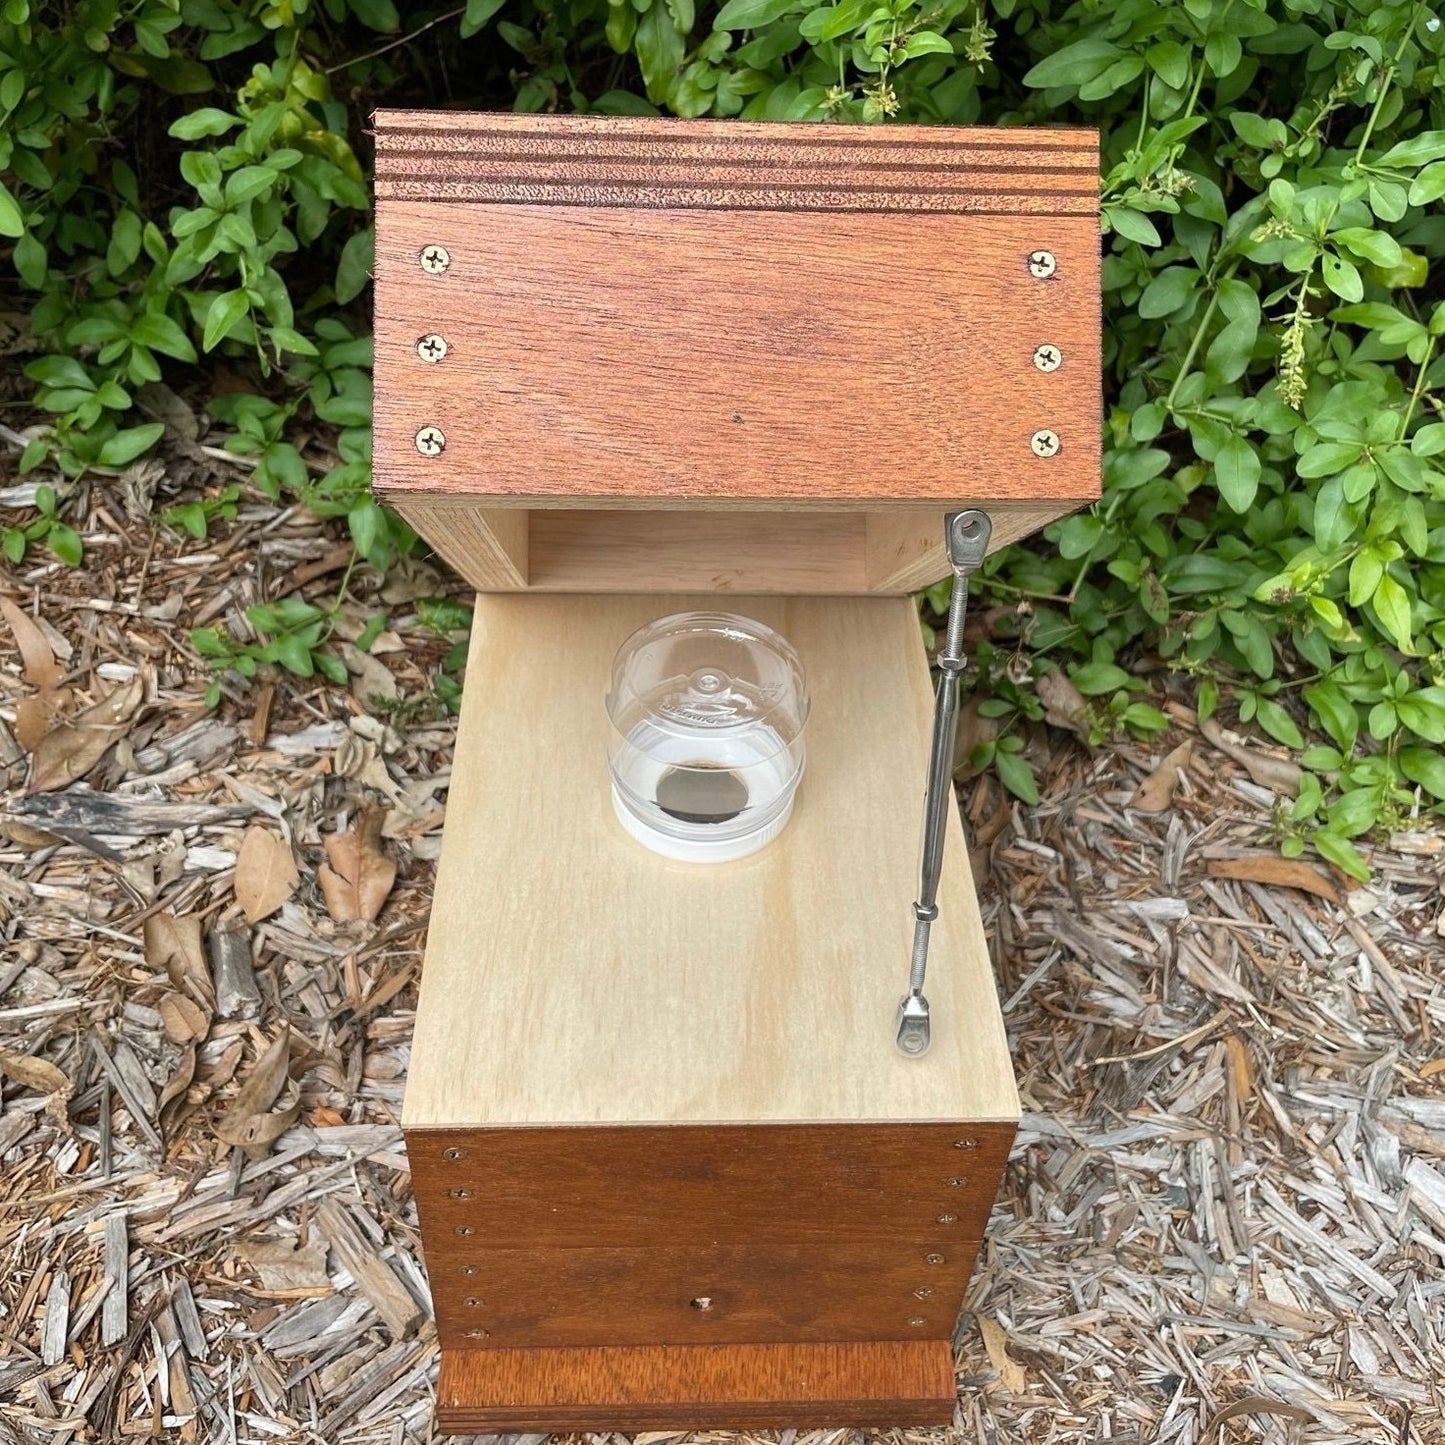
xmin=443 ymin=1148 xmax=465 ymax=1161
xmin=690 ymin=1296 xmax=713 ymax=1311
xmin=460 ymin=1265 xmax=479 ymax=1276
xmin=947 ymin=1176 xmax=968 ymax=1187
xmin=465 ymin=1297 xmax=483 ymax=1308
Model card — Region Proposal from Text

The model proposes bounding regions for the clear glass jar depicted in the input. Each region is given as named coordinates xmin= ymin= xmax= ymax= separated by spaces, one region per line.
xmin=606 ymin=611 xmax=809 ymax=862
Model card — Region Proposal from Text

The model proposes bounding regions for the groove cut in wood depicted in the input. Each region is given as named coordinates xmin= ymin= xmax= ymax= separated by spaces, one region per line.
xmin=389 ymin=502 xmax=1071 ymax=594
xmin=436 ymin=1340 xmax=957 ymax=1432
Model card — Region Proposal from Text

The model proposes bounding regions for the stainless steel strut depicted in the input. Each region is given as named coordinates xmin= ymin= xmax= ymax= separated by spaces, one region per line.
xmin=895 ymin=509 xmax=992 ymax=1057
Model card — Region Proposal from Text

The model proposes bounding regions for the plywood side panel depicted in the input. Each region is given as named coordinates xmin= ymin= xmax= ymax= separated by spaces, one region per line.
xmin=373 ymin=203 xmax=1099 ymax=508
xmin=436 ymin=1340 xmax=957 ymax=1431
xmin=402 ymin=593 xmax=1020 ymax=1129
xmin=864 ymin=503 xmax=1075 ymax=592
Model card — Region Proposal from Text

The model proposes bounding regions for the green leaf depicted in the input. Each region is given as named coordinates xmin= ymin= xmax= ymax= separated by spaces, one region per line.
xmin=130 ymin=313 xmax=197 ymax=361
xmin=1022 ymin=37 xmax=1122 ymax=91
xmin=993 ymin=749 xmax=1040 ymax=806
xmin=1401 ymin=747 xmax=1445 ymax=800
xmin=1107 ymin=206 xmax=1161 ymax=246
xmin=714 ymin=0 xmax=798 ymax=27
xmin=202 ymin=290 xmax=249 ymax=352
xmin=1297 ymin=441 xmax=1361 ymax=478
xmin=274 ymin=634 xmax=316 ymax=677
xmin=1254 ymin=698 xmax=1304 ymax=749
xmin=1312 ymin=831 xmax=1370 ymax=883
xmin=1071 ymin=661 xmax=1130 ymax=696
xmin=98 ymin=423 xmax=165 ymax=467
xmin=47 ymin=523 xmax=82 ymax=566
xmin=1214 ymin=435 xmax=1260 ymax=513
xmin=335 ymin=226 xmax=374 ymax=304
xmin=168 ymin=107 xmax=240 ymax=139
xmin=1331 ymin=227 xmax=1401 ymax=268
xmin=1370 ymin=573 xmax=1412 ymax=651
xmin=1397 ymin=688 xmax=1445 ymax=744
xmin=1321 ymin=252 xmax=1363 ymax=303
xmin=1377 ymin=130 xmax=1445 ymax=169
xmin=461 ymin=0 xmax=507 ymax=36
xmin=0 ymin=179 xmax=24 ymax=238
xmin=1138 ymin=266 xmax=1196 ymax=319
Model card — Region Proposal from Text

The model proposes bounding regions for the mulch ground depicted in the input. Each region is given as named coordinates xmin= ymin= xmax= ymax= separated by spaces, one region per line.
xmin=0 ymin=438 xmax=1441 ymax=1444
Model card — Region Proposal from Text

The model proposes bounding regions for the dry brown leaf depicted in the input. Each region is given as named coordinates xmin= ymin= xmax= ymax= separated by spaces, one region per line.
xmin=214 ymin=1026 xmax=299 ymax=1161
xmin=29 ymin=676 xmax=144 ymax=793
xmin=1130 ymin=739 xmax=1193 ymax=813
xmin=1037 ymin=668 xmax=1091 ymax=741
xmin=234 ymin=826 xmax=298 ymax=924
xmin=1203 ymin=1396 xmax=1314 ymax=1431
xmin=13 ymin=695 xmax=53 ymax=752
xmin=1206 ymin=855 xmax=1341 ymax=903
xmin=159 ymin=993 xmax=210 ymax=1045
xmin=0 ymin=597 xmax=63 ymax=692
xmin=1199 ymin=716 xmax=1301 ymax=796
xmin=242 ymin=1236 xmax=332 ymax=1292
xmin=143 ymin=911 xmax=214 ymax=1011
xmin=318 ymin=806 xmax=396 ymax=924
xmin=158 ymin=1044 xmax=196 ymax=1117
xmin=976 ymin=1313 xmax=1026 ymax=1392
xmin=0 ymin=1048 xmax=72 ymax=1129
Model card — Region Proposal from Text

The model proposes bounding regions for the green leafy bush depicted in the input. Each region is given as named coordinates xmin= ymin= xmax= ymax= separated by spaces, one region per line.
xmin=4 ymin=0 xmax=1443 ymax=872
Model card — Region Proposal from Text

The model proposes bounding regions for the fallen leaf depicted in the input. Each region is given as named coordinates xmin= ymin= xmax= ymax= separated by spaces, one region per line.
xmin=1206 ymin=855 xmax=1341 ymax=904
xmin=337 ymin=640 xmax=398 ymax=707
xmin=1203 ymin=1396 xmax=1314 ymax=1431
xmin=159 ymin=993 xmax=210 ymax=1045
xmin=0 ymin=1048 xmax=72 ymax=1128
xmin=1037 ymin=668 xmax=1090 ymax=741
xmin=29 ymin=676 xmax=144 ymax=793
xmin=242 ymin=1236 xmax=332 ymax=1291
xmin=13 ymin=695 xmax=53 ymax=752
xmin=143 ymin=911 xmax=215 ymax=1011
xmin=0 ymin=597 xmax=63 ymax=692
xmin=318 ymin=806 xmax=396 ymax=924
xmin=234 ymin=826 xmax=298 ymax=923
xmin=976 ymin=1314 xmax=1026 ymax=1393
xmin=215 ymin=1026 xmax=300 ymax=1161
xmin=1420 ymin=1058 xmax=1445 ymax=1080
xmin=158 ymin=1044 xmax=196 ymax=1118
xmin=1200 ymin=716 xmax=1301 ymax=797
xmin=1130 ymin=739 xmax=1193 ymax=813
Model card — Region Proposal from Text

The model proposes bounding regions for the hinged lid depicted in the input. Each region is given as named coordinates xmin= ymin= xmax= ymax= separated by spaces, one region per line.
xmin=371 ymin=113 xmax=1100 ymax=592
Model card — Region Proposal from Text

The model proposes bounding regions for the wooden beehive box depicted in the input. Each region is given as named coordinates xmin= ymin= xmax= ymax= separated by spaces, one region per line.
xmin=375 ymin=112 xmax=1100 ymax=1433
xmin=373 ymin=112 xmax=1099 ymax=594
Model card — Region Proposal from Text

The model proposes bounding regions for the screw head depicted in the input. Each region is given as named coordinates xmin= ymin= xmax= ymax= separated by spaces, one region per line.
xmin=415 ymin=425 xmax=446 ymax=457
xmin=925 ymin=1252 xmax=946 ymax=1265
xmin=937 ymin=1213 xmax=958 ymax=1225
xmin=417 ymin=333 xmax=449 ymax=363
xmin=1027 ymin=250 xmax=1057 ymax=279
xmin=1033 ymin=343 xmax=1062 ymax=373
xmin=947 ymin=1176 xmax=968 ymax=1187
xmin=953 ymin=1138 xmax=979 ymax=1151
xmin=460 ymin=1265 xmax=479 ymax=1276
xmin=909 ymin=1316 xmax=926 ymax=1327
xmin=464 ymin=1297 xmax=483 ymax=1308
xmin=420 ymin=244 xmax=451 ymax=276
xmin=454 ymin=1225 xmax=475 ymax=1236
xmin=1030 ymin=429 xmax=1061 ymax=458
xmin=914 ymin=1286 xmax=934 ymax=1299
xmin=462 ymin=1328 xmax=489 ymax=1339
xmin=449 ymin=1187 xmax=472 ymax=1200
xmin=442 ymin=1147 xmax=466 ymax=1161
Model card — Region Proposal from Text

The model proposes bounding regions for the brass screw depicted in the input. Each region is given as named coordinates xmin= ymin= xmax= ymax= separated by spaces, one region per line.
xmin=415 ymin=425 xmax=446 ymax=457
xmin=454 ymin=1225 xmax=474 ymax=1236
xmin=420 ymin=244 xmax=451 ymax=276
xmin=443 ymin=1147 xmax=466 ymax=1161
xmin=449 ymin=1188 xmax=472 ymax=1200
xmin=462 ymin=1327 xmax=489 ymax=1339
xmin=914 ymin=1286 xmax=934 ymax=1299
xmin=1027 ymin=250 xmax=1057 ymax=279
xmin=417 ymin=333 xmax=449 ymax=363
xmin=460 ymin=1265 xmax=479 ymax=1276
xmin=909 ymin=1316 xmax=926 ymax=1327
xmin=937 ymin=1213 xmax=958 ymax=1225
xmin=947 ymin=1176 xmax=968 ymax=1187
xmin=953 ymin=1138 xmax=978 ymax=1151
xmin=1030 ymin=430 xmax=1061 ymax=458
xmin=925 ymin=1252 xmax=946 ymax=1265
xmin=1033 ymin=343 xmax=1062 ymax=372
xmin=464 ymin=1297 xmax=483 ymax=1308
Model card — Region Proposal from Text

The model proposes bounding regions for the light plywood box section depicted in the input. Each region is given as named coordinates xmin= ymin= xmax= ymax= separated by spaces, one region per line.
xmin=373 ymin=112 xmax=1100 ymax=594
xmin=404 ymin=593 xmax=1019 ymax=1430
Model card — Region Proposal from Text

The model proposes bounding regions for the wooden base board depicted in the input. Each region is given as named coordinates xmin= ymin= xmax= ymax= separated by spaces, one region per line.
xmin=436 ymin=1341 xmax=956 ymax=1432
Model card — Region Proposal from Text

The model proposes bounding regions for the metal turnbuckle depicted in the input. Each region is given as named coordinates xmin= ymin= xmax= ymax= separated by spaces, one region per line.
xmin=896 ymin=509 xmax=992 ymax=1057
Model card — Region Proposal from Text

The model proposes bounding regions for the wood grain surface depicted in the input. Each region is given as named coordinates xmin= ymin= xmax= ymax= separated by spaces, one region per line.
xmin=401 ymin=593 xmax=1020 ymax=1130
xmin=374 ymin=110 xmax=1097 ymax=213
xmin=390 ymin=500 xmax=1069 ymax=593
xmin=373 ymin=200 xmax=1099 ymax=507
xmin=436 ymin=1340 xmax=957 ymax=1431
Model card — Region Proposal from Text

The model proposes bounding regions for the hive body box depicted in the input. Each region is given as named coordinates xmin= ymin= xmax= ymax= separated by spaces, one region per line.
xmin=376 ymin=113 xmax=1099 ymax=1431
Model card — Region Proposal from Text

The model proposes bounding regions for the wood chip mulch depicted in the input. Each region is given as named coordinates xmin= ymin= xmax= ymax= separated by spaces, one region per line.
xmin=0 ymin=451 xmax=1441 ymax=1444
